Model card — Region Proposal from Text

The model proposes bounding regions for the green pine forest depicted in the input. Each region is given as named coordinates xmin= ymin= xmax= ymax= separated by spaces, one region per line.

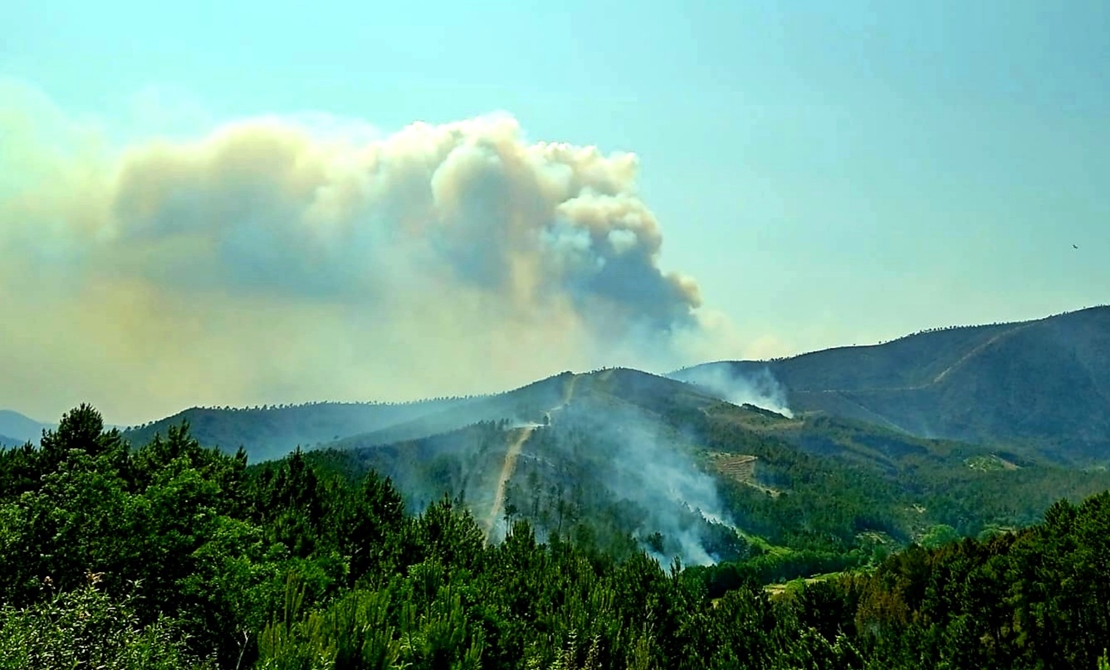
xmin=3 ymin=404 xmax=1110 ymax=669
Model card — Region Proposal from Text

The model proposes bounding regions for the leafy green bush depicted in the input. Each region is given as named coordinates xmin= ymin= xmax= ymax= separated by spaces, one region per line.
xmin=0 ymin=580 xmax=214 ymax=669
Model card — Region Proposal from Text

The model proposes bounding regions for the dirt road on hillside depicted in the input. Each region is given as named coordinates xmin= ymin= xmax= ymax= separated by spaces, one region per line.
xmin=485 ymin=426 xmax=535 ymax=541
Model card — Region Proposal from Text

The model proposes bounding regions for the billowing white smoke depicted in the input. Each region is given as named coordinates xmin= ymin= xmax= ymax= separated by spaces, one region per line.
xmin=635 ymin=451 xmax=736 ymax=567
xmin=588 ymin=404 xmax=738 ymax=567
xmin=0 ymin=79 xmax=742 ymax=424
xmin=678 ymin=365 xmax=793 ymax=418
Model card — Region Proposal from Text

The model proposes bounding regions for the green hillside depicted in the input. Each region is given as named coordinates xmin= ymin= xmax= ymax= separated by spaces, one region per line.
xmin=676 ymin=305 xmax=1110 ymax=463
xmin=300 ymin=370 xmax=1110 ymax=571
xmin=110 ymin=362 xmax=1110 ymax=566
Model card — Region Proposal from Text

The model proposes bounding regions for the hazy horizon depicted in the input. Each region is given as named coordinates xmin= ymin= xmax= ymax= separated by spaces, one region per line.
xmin=3 ymin=1 xmax=1107 ymax=425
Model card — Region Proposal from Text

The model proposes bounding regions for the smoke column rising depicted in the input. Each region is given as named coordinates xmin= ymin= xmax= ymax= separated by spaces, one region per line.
xmin=0 ymin=80 xmax=741 ymax=423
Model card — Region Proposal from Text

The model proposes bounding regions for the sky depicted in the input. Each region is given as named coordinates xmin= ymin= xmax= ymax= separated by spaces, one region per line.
xmin=2 ymin=0 xmax=1108 ymax=424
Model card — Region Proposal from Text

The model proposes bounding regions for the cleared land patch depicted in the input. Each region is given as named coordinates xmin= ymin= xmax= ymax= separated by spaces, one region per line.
xmin=708 ymin=452 xmax=781 ymax=497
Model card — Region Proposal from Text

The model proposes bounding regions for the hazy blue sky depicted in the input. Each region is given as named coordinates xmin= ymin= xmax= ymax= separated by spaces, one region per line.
xmin=2 ymin=1 xmax=1108 ymax=420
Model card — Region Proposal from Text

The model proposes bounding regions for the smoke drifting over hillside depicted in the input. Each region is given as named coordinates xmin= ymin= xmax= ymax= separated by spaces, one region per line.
xmin=534 ymin=397 xmax=739 ymax=566
xmin=0 ymin=80 xmax=743 ymax=423
xmin=675 ymin=365 xmax=793 ymax=418
xmin=610 ymin=418 xmax=736 ymax=566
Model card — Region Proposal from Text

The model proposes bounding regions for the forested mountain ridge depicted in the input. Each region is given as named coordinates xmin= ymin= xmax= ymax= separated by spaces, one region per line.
xmin=2 ymin=404 xmax=1110 ymax=669
xmin=0 ymin=306 xmax=1079 ymax=467
xmin=42 ymin=365 xmax=1110 ymax=564
xmin=675 ymin=305 xmax=1110 ymax=463
xmin=120 ymin=396 xmax=479 ymax=462
xmin=308 ymin=370 xmax=1110 ymax=570
xmin=117 ymin=368 xmax=721 ymax=463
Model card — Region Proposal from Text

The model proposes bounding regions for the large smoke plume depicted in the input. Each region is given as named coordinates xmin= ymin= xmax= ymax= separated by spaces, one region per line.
xmin=1 ymin=80 xmax=740 ymax=423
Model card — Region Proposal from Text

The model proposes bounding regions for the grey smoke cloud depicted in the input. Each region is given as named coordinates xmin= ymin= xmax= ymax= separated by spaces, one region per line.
xmin=1 ymin=80 xmax=736 ymax=423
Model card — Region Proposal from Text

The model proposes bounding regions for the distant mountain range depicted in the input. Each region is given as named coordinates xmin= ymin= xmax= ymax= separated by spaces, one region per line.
xmin=0 ymin=410 xmax=50 ymax=446
xmin=674 ymin=305 xmax=1110 ymax=464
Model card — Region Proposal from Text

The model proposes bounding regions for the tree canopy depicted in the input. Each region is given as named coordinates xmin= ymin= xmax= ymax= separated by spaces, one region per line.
xmin=1 ymin=404 xmax=1108 ymax=669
